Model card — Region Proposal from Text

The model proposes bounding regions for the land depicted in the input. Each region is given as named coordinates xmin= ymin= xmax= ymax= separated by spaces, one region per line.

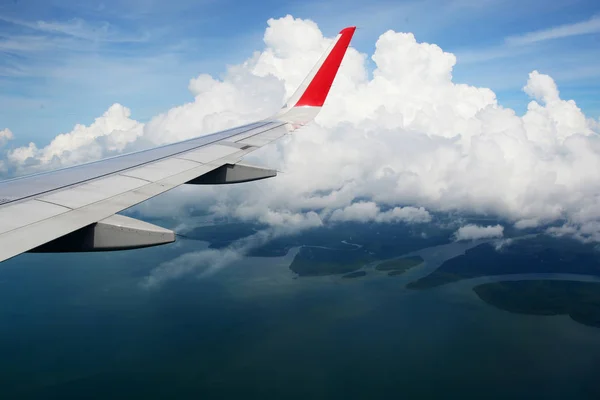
xmin=180 ymin=223 xmax=265 ymax=247
xmin=342 ymin=271 xmax=367 ymax=279
xmin=407 ymin=236 xmax=600 ymax=289
xmin=289 ymin=246 xmax=372 ymax=276
xmin=474 ymin=280 xmax=600 ymax=329
xmin=175 ymin=220 xmax=451 ymax=277
xmin=285 ymin=222 xmax=450 ymax=276
xmin=253 ymin=221 xmax=451 ymax=258
xmin=376 ymin=256 xmax=424 ymax=275
xmin=388 ymin=270 xmax=410 ymax=276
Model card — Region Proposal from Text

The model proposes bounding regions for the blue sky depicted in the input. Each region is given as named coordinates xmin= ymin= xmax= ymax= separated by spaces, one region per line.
xmin=1 ymin=0 xmax=599 ymax=147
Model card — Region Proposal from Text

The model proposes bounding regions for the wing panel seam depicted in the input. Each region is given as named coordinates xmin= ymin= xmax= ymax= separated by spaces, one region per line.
xmin=232 ymin=123 xmax=288 ymax=143
xmin=34 ymin=198 xmax=74 ymax=210
xmin=117 ymin=173 xmax=153 ymax=183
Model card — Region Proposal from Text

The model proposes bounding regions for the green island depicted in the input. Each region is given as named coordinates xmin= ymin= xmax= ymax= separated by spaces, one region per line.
xmin=179 ymin=221 xmax=455 ymax=277
xmin=254 ymin=221 xmax=452 ymax=258
xmin=388 ymin=270 xmax=409 ymax=276
xmin=407 ymin=236 xmax=600 ymax=289
xmin=474 ymin=280 xmax=600 ymax=328
xmin=342 ymin=271 xmax=367 ymax=279
xmin=289 ymin=246 xmax=372 ymax=276
xmin=284 ymin=221 xmax=452 ymax=277
xmin=181 ymin=223 xmax=265 ymax=248
xmin=376 ymin=256 xmax=424 ymax=276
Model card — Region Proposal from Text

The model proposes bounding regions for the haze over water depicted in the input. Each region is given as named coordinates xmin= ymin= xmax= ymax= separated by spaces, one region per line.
xmin=1 ymin=236 xmax=599 ymax=399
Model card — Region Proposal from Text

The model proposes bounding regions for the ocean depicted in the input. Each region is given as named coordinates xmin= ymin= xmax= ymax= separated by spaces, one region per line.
xmin=1 ymin=238 xmax=599 ymax=399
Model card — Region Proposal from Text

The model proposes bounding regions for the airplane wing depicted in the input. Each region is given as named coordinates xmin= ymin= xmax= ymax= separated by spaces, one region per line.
xmin=0 ymin=26 xmax=356 ymax=263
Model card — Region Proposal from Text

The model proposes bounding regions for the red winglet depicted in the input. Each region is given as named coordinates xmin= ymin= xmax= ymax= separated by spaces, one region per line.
xmin=294 ymin=26 xmax=356 ymax=107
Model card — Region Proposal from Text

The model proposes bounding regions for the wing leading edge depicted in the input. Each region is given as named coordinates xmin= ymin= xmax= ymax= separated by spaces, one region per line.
xmin=0 ymin=26 xmax=356 ymax=263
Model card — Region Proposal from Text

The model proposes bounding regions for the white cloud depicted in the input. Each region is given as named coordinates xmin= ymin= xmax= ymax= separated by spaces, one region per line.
xmin=546 ymin=221 xmax=600 ymax=243
xmin=546 ymin=224 xmax=578 ymax=238
xmin=0 ymin=128 xmax=14 ymax=172
xmin=3 ymin=15 xmax=600 ymax=281
xmin=142 ymin=224 xmax=305 ymax=288
xmin=382 ymin=206 xmax=432 ymax=223
xmin=505 ymin=15 xmax=600 ymax=46
xmin=523 ymin=70 xmax=560 ymax=103
xmin=0 ymin=15 xmax=146 ymax=43
xmin=457 ymin=15 xmax=600 ymax=66
xmin=330 ymin=201 xmax=379 ymax=223
xmin=330 ymin=202 xmax=431 ymax=224
xmin=0 ymin=128 xmax=13 ymax=147
xmin=493 ymin=238 xmax=513 ymax=251
xmin=142 ymin=246 xmax=243 ymax=289
xmin=454 ymin=224 xmax=504 ymax=241
xmin=6 ymin=104 xmax=143 ymax=174
xmin=514 ymin=218 xmax=540 ymax=230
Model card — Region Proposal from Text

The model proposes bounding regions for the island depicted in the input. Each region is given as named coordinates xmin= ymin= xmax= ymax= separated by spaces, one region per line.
xmin=473 ymin=280 xmax=600 ymax=329
xmin=181 ymin=223 xmax=265 ymax=248
xmin=254 ymin=221 xmax=452 ymax=259
xmin=180 ymin=220 xmax=454 ymax=277
xmin=407 ymin=236 xmax=600 ymax=289
xmin=342 ymin=271 xmax=367 ymax=279
xmin=375 ymin=256 xmax=424 ymax=277
xmin=289 ymin=246 xmax=372 ymax=276
xmin=284 ymin=222 xmax=451 ymax=276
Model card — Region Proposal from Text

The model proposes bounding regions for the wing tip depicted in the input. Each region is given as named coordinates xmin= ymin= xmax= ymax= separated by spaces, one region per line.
xmin=339 ymin=26 xmax=356 ymax=35
xmin=292 ymin=25 xmax=356 ymax=108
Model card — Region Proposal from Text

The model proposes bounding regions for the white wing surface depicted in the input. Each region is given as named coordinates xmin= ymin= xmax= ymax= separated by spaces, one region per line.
xmin=0 ymin=26 xmax=356 ymax=263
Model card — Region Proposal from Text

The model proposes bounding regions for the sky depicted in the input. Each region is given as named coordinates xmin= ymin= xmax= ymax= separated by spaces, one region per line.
xmin=1 ymin=0 xmax=599 ymax=145
xmin=2 ymin=0 xmax=600 ymax=282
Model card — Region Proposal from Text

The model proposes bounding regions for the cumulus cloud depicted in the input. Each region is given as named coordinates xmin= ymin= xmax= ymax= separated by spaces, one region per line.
xmin=546 ymin=222 xmax=600 ymax=243
xmin=514 ymin=218 xmax=541 ymax=230
xmin=5 ymin=104 xmax=143 ymax=174
xmin=3 ymin=15 xmax=600 ymax=281
xmin=0 ymin=128 xmax=14 ymax=172
xmin=330 ymin=202 xmax=431 ymax=224
xmin=0 ymin=128 xmax=13 ymax=147
xmin=454 ymin=224 xmax=504 ymax=241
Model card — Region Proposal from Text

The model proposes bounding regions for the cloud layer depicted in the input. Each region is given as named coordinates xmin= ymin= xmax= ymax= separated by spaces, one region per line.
xmin=454 ymin=224 xmax=505 ymax=241
xmin=330 ymin=202 xmax=432 ymax=224
xmin=505 ymin=15 xmax=600 ymax=46
xmin=2 ymin=15 xmax=600 ymax=248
